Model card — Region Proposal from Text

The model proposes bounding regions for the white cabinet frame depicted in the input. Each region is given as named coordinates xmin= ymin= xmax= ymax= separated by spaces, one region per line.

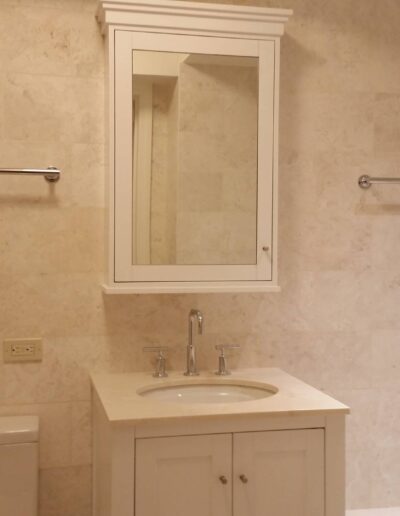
xmin=92 ymin=391 xmax=346 ymax=516
xmin=97 ymin=0 xmax=292 ymax=294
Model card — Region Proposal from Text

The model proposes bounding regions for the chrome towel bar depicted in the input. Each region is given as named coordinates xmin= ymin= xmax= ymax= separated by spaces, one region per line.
xmin=358 ymin=174 xmax=400 ymax=189
xmin=0 ymin=166 xmax=61 ymax=183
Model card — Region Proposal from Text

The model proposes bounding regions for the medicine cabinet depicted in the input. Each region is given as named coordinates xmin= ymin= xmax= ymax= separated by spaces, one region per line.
xmin=97 ymin=0 xmax=292 ymax=293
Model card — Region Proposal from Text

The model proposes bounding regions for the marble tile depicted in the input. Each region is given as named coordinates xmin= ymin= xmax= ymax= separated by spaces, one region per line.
xmin=1 ymin=0 xmax=94 ymax=11
xmin=39 ymin=465 xmax=91 ymax=516
xmin=313 ymin=92 xmax=375 ymax=154
xmin=348 ymin=510 xmax=400 ymax=516
xmin=101 ymin=293 xmax=196 ymax=335
xmin=376 ymin=390 xmax=400 ymax=449
xmin=370 ymin=447 xmax=400 ymax=508
xmin=3 ymin=73 xmax=104 ymax=144
xmin=0 ymin=76 xmax=5 ymax=141
xmin=266 ymin=332 xmax=373 ymax=392
xmin=68 ymin=144 xmax=105 ymax=207
xmin=335 ymin=389 xmax=381 ymax=451
xmin=363 ymin=272 xmax=400 ymax=331
xmin=0 ymin=4 xmax=103 ymax=78
xmin=0 ymin=0 xmax=400 ymax=513
xmin=36 ymin=403 xmax=73 ymax=469
xmin=279 ymin=193 xmax=373 ymax=274
xmin=0 ymin=206 xmax=103 ymax=275
xmin=0 ymin=273 xmax=105 ymax=339
xmin=70 ymin=402 xmax=91 ymax=466
xmin=346 ymin=446 xmax=373 ymax=510
xmin=369 ymin=331 xmax=400 ymax=388
xmin=373 ymin=94 xmax=400 ymax=156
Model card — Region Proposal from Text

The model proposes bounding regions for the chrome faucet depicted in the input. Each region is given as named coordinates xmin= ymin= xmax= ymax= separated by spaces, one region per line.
xmin=184 ymin=309 xmax=203 ymax=376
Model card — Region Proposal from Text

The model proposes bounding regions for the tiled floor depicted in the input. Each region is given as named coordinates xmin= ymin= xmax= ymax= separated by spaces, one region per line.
xmin=347 ymin=509 xmax=400 ymax=516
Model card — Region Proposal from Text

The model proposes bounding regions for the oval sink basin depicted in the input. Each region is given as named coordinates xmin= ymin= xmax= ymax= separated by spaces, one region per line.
xmin=138 ymin=381 xmax=278 ymax=404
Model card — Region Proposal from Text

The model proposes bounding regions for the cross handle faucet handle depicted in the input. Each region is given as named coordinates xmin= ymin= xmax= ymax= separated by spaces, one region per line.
xmin=214 ymin=344 xmax=240 ymax=376
xmin=143 ymin=346 xmax=169 ymax=354
xmin=215 ymin=344 xmax=240 ymax=354
xmin=143 ymin=346 xmax=169 ymax=377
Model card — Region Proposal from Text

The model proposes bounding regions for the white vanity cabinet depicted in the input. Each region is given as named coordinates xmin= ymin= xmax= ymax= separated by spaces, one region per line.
xmin=91 ymin=369 xmax=349 ymax=516
xmin=135 ymin=429 xmax=324 ymax=516
xmin=97 ymin=0 xmax=292 ymax=294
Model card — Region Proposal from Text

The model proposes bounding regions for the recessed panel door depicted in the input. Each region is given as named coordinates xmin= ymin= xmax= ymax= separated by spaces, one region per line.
xmin=135 ymin=433 xmax=232 ymax=516
xmin=233 ymin=429 xmax=325 ymax=516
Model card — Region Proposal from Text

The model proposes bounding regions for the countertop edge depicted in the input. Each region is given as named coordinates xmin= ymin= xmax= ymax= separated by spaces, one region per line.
xmin=91 ymin=368 xmax=350 ymax=426
xmin=105 ymin=406 xmax=350 ymax=426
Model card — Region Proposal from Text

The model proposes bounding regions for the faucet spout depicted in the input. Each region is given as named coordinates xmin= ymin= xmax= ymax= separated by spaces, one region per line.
xmin=184 ymin=309 xmax=203 ymax=376
xmin=196 ymin=311 xmax=203 ymax=335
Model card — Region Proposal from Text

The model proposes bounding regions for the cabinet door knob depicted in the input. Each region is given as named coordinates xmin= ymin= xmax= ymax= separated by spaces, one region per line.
xmin=239 ymin=474 xmax=248 ymax=484
xmin=219 ymin=475 xmax=228 ymax=485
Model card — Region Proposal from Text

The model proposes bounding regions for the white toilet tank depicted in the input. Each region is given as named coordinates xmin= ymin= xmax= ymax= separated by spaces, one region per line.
xmin=0 ymin=415 xmax=39 ymax=516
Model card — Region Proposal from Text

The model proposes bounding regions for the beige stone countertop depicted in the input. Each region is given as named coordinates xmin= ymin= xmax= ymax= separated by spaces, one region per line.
xmin=90 ymin=368 xmax=349 ymax=424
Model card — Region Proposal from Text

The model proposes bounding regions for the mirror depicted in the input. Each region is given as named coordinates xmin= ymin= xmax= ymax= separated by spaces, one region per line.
xmin=132 ymin=50 xmax=259 ymax=266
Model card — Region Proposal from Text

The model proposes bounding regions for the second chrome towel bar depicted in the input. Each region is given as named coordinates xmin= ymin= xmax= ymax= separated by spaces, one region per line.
xmin=0 ymin=166 xmax=61 ymax=183
xmin=359 ymin=174 xmax=400 ymax=189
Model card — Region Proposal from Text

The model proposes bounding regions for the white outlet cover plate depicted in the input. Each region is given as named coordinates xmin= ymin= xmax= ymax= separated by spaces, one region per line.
xmin=3 ymin=338 xmax=43 ymax=363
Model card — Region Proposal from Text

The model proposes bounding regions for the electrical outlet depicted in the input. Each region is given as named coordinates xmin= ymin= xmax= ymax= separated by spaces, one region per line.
xmin=3 ymin=338 xmax=43 ymax=363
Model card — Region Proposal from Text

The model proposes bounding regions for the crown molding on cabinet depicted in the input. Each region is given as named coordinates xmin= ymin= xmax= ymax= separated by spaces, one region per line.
xmin=96 ymin=0 xmax=293 ymax=39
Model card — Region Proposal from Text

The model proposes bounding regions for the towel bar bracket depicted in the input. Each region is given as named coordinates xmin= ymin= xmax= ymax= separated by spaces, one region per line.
xmin=43 ymin=167 xmax=60 ymax=183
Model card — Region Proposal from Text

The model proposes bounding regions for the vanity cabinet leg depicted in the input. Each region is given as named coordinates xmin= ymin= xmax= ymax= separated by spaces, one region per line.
xmin=325 ymin=415 xmax=346 ymax=516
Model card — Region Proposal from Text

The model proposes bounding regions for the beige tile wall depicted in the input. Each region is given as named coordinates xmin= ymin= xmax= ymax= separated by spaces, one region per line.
xmin=0 ymin=0 xmax=399 ymax=513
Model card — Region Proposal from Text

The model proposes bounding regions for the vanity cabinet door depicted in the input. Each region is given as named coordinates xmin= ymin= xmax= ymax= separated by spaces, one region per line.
xmin=233 ymin=429 xmax=325 ymax=516
xmin=135 ymin=434 xmax=232 ymax=516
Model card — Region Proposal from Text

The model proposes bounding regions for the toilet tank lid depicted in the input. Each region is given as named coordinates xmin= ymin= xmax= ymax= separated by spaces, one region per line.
xmin=0 ymin=416 xmax=39 ymax=444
